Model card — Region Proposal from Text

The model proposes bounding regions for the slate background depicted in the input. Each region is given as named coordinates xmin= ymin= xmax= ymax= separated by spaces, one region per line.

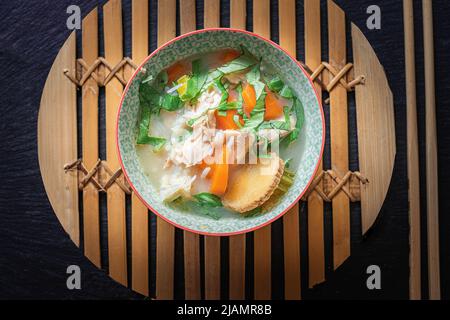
xmin=0 ymin=0 xmax=449 ymax=300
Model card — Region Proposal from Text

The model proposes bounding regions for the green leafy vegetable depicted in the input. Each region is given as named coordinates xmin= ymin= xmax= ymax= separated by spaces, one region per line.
xmin=160 ymin=94 xmax=183 ymax=111
xmin=233 ymin=115 xmax=244 ymax=129
xmin=217 ymin=47 xmax=257 ymax=75
xmin=243 ymin=207 xmax=263 ymax=218
xmin=235 ymin=83 xmax=245 ymax=118
xmin=136 ymin=104 xmax=167 ymax=150
xmin=214 ymin=78 xmax=229 ymax=105
xmin=243 ymin=90 xmax=267 ymax=130
xmin=169 ymin=197 xmax=222 ymax=220
xmin=193 ymin=193 xmax=223 ymax=208
xmin=287 ymin=98 xmax=305 ymax=143
xmin=279 ymin=85 xmax=294 ymax=99
xmin=246 ymin=64 xmax=265 ymax=100
xmin=267 ymin=76 xmax=284 ymax=92
xmin=266 ymin=76 xmax=294 ymax=99
xmin=259 ymin=106 xmax=292 ymax=131
xmin=181 ymin=59 xmax=208 ymax=102
xmin=217 ymin=101 xmax=238 ymax=111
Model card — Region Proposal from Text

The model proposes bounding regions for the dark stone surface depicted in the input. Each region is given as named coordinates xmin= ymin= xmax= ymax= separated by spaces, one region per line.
xmin=0 ymin=0 xmax=448 ymax=300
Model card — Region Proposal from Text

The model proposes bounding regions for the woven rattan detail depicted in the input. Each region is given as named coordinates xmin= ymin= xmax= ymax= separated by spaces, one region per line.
xmin=64 ymin=159 xmax=132 ymax=194
xmin=63 ymin=57 xmax=364 ymax=94
xmin=64 ymin=57 xmax=138 ymax=87
xmin=300 ymin=61 xmax=365 ymax=92
xmin=301 ymin=170 xmax=369 ymax=202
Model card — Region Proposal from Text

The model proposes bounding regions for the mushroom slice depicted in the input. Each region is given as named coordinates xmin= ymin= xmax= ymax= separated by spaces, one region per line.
xmin=222 ymin=153 xmax=285 ymax=213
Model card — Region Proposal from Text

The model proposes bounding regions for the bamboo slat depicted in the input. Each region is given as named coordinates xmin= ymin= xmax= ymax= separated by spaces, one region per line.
xmin=156 ymin=0 xmax=177 ymax=300
xmin=327 ymin=0 xmax=350 ymax=270
xmin=423 ymin=0 xmax=441 ymax=300
xmin=305 ymin=0 xmax=325 ymax=287
xmin=81 ymin=9 xmax=101 ymax=268
xmin=38 ymin=33 xmax=79 ymax=245
xmin=103 ymin=0 xmax=128 ymax=286
xmin=352 ymin=22 xmax=396 ymax=240
xmin=130 ymin=0 xmax=149 ymax=296
xmin=204 ymin=0 xmax=220 ymax=29
xmin=179 ymin=0 xmax=201 ymax=300
xmin=252 ymin=0 xmax=271 ymax=300
xmin=403 ymin=0 xmax=421 ymax=300
xmin=279 ymin=0 xmax=301 ymax=300
xmin=228 ymin=0 xmax=247 ymax=300
xmin=203 ymin=0 xmax=222 ymax=301
xmin=230 ymin=0 xmax=246 ymax=30
xmin=352 ymin=21 xmax=396 ymax=239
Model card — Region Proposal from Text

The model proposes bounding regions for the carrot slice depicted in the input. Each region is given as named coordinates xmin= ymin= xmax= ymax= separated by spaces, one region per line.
xmin=210 ymin=145 xmax=229 ymax=195
xmin=216 ymin=110 xmax=244 ymax=130
xmin=215 ymin=90 xmax=244 ymax=130
xmin=221 ymin=49 xmax=241 ymax=64
xmin=242 ymin=83 xmax=256 ymax=117
xmin=167 ymin=62 xmax=190 ymax=84
xmin=264 ymin=87 xmax=284 ymax=120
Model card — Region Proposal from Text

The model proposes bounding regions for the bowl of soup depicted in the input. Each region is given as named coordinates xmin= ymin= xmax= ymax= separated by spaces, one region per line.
xmin=117 ymin=28 xmax=324 ymax=235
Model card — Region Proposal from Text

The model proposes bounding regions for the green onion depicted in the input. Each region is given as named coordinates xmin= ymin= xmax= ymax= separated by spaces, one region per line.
xmin=193 ymin=193 xmax=223 ymax=208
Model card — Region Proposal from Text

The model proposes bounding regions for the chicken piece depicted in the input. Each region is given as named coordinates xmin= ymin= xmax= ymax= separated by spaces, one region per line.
xmin=222 ymin=153 xmax=285 ymax=213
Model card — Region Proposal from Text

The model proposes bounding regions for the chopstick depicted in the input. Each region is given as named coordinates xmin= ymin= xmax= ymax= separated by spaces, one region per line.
xmin=403 ymin=0 xmax=421 ymax=300
xmin=422 ymin=0 xmax=441 ymax=300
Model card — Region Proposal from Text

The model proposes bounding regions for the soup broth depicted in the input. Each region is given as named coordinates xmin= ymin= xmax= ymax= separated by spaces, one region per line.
xmin=136 ymin=47 xmax=304 ymax=219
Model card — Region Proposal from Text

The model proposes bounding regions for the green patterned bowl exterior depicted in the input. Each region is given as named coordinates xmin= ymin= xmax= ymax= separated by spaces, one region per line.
xmin=117 ymin=29 xmax=324 ymax=236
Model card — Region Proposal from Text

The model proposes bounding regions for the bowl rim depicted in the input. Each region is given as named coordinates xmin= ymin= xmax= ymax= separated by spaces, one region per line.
xmin=116 ymin=28 xmax=325 ymax=236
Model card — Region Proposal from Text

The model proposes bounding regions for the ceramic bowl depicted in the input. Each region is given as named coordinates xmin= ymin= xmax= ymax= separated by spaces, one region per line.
xmin=117 ymin=28 xmax=324 ymax=236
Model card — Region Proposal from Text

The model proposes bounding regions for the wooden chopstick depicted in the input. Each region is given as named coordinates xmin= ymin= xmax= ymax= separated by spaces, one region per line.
xmin=403 ymin=0 xmax=421 ymax=300
xmin=422 ymin=0 xmax=441 ymax=300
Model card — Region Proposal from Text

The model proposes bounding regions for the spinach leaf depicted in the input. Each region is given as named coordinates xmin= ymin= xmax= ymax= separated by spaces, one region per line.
xmin=170 ymin=197 xmax=222 ymax=220
xmin=233 ymin=115 xmax=244 ymax=129
xmin=243 ymin=90 xmax=267 ymax=130
xmin=217 ymin=48 xmax=257 ymax=75
xmin=259 ymin=105 xmax=292 ymax=131
xmin=287 ymin=98 xmax=305 ymax=143
xmin=136 ymin=104 xmax=167 ymax=150
xmin=160 ymin=94 xmax=183 ymax=111
xmin=217 ymin=101 xmax=239 ymax=112
xmin=246 ymin=64 xmax=265 ymax=100
xmin=246 ymin=63 xmax=261 ymax=84
xmin=267 ymin=76 xmax=284 ymax=92
xmin=143 ymin=136 xmax=167 ymax=151
xmin=181 ymin=59 xmax=208 ymax=102
xmin=193 ymin=193 xmax=223 ymax=208
xmin=266 ymin=76 xmax=294 ymax=99
xmin=204 ymin=69 xmax=224 ymax=90
xmin=235 ymin=83 xmax=245 ymax=117
xmin=139 ymin=82 xmax=161 ymax=110
xmin=279 ymin=85 xmax=294 ymax=99
xmin=243 ymin=207 xmax=263 ymax=218
xmin=214 ymin=78 xmax=229 ymax=105
xmin=137 ymin=104 xmax=153 ymax=144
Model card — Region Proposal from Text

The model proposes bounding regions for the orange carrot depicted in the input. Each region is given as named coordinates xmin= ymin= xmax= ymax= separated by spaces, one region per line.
xmin=221 ymin=49 xmax=241 ymax=64
xmin=216 ymin=110 xmax=243 ymax=130
xmin=264 ymin=87 xmax=284 ymax=120
xmin=210 ymin=145 xmax=229 ymax=195
xmin=215 ymin=90 xmax=244 ymax=130
xmin=242 ymin=83 xmax=256 ymax=117
xmin=167 ymin=62 xmax=190 ymax=84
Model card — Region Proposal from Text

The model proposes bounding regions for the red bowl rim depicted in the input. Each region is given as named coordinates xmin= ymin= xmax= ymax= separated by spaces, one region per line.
xmin=116 ymin=28 xmax=326 ymax=237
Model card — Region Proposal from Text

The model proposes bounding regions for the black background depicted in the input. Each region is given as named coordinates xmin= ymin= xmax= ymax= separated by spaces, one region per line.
xmin=0 ymin=0 xmax=449 ymax=300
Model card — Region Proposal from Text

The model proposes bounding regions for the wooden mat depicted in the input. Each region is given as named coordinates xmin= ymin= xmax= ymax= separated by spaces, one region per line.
xmin=38 ymin=0 xmax=395 ymax=299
